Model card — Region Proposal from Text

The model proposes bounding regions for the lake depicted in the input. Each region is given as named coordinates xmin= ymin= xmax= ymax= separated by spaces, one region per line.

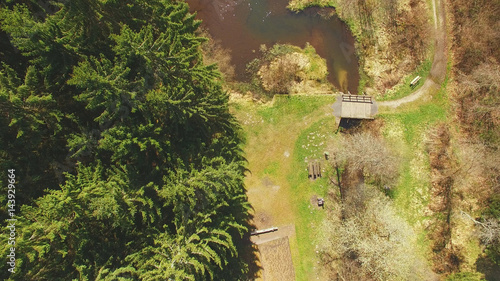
xmin=186 ymin=0 xmax=359 ymax=93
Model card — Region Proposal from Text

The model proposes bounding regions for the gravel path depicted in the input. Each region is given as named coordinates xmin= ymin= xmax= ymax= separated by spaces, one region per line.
xmin=379 ymin=0 xmax=447 ymax=108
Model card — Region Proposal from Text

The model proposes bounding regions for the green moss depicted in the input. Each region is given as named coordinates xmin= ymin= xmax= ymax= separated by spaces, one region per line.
xmin=287 ymin=0 xmax=336 ymax=12
xmin=446 ymin=272 xmax=485 ymax=281
xmin=266 ymin=44 xmax=297 ymax=59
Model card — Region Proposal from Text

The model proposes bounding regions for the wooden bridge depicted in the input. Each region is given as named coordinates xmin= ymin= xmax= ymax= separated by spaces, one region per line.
xmin=332 ymin=93 xmax=378 ymax=128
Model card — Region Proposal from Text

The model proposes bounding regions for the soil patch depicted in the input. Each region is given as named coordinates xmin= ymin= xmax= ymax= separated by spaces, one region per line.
xmin=254 ymin=211 xmax=274 ymax=230
xmin=258 ymin=237 xmax=296 ymax=281
xmin=309 ymin=194 xmax=325 ymax=210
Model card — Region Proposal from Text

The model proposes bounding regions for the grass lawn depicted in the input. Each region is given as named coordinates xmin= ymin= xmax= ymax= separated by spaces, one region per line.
xmin=288 ymin=116 xmax=337 ymax=280
xmin=231 ymin=94 xmax=337 ymax=280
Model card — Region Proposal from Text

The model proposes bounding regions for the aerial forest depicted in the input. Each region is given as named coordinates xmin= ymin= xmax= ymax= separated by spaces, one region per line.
xmin=1 ymin=0 xmax=500 ymax=280
xmin=0 ymin=0 xmax=252 ymax=280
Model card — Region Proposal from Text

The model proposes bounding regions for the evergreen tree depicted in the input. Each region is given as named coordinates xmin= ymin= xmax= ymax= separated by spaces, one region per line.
xmin=0 ymin=0 xmax=252 ymax=279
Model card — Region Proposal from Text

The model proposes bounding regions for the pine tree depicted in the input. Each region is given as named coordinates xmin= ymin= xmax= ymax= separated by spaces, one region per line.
xmin=0 ymin=0 xmax=252 ymax=279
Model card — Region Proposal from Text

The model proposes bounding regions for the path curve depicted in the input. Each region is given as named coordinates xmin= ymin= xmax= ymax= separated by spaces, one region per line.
xmin=379 ymin=0 xmax=447 ymax=108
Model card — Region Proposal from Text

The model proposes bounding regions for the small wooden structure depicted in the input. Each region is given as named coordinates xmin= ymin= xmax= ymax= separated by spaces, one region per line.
xmin=332 ymin=93 xmax=378 ymax=128
xmin=308 ymin=160 xmax=322 ymax=180
xmin=410 ymin=76 xmax=421 ymax=88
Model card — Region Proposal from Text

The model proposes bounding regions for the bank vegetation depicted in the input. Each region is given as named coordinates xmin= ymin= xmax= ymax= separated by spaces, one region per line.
xmin=242 ymin=43 xmax=333 ymax=99
xmin=289 ymin=0 xmax=432 ymax=97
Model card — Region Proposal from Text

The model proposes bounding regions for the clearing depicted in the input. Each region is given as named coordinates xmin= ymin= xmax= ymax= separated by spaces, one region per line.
xmin=232 ymin=95 xmax=336 ymax=280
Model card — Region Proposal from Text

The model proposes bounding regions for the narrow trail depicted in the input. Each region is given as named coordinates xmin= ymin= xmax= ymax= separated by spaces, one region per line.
xmin=379 ymin=0 xmax=447 ymax=108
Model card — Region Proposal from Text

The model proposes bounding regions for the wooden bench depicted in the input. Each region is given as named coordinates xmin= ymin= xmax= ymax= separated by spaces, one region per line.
xmin=308 ymin=160 xmax=322 ymax=179
xmin=410 ymin=76 xmax=421 ymax=88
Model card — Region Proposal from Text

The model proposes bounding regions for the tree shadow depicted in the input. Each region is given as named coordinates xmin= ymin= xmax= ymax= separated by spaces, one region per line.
xmin=337 ymin=118 xmax=363 ymax=132
xmin=337 ymin=119 xmax=381 ymax=134
xmin=241 ymin=212 xmax=262 ymax=280
xmin=476 ymin=255 xmax=500 ymax=281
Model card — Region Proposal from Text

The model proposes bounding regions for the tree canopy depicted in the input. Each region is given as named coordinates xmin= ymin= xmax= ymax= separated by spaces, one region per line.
xmin=0 ymin=0 xmax=251 ymax=279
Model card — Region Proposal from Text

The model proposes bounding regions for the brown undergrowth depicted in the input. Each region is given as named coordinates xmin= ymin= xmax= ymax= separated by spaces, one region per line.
xmin=446 ymin=0 xmax=500 ymax=276
xmin=199 ymin=29 xmax=235 ymax=81
xmin=426 ymin=124 xmax=464 ymax=274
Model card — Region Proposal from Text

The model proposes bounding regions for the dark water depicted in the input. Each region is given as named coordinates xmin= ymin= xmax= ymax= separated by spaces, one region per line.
xmin=186 ymin=0 xmax=359 ymax=93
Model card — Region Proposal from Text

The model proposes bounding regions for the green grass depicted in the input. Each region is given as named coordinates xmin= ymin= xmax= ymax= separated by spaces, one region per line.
xmin=378 ymin=75 xmax=450 ymax=264
xmin=258 ymin=95 xmax=333 ymax=122
xmin=381 ymin=79 xmax=447 ymax=211
xmin=288 ymin=117 xmax=337 ymax=280
xmin=262 ymin=161 xmax=280 ymax=176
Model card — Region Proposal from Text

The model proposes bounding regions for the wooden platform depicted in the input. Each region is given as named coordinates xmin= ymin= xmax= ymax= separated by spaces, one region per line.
xmin=258 ymin=237 xmax=296 ymax=281
xmin=251 ymin=225 xmax=296 ymax=281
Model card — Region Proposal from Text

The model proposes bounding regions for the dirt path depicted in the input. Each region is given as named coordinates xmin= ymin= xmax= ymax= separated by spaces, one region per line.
xmin=379 ymin=0 xmax=447 ymax=108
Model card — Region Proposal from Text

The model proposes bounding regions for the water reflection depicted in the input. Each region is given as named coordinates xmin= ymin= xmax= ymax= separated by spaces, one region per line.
xmin=186 ymin=0 xmax=359 ymax=93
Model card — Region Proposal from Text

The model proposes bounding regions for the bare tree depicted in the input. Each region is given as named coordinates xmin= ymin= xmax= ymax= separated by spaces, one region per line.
xmin=320 ymin=187 xmax=427 ymax=280
xmin=319 ymin=133 xmax=432 ymax=279
xmin=460 ymin=210 xmax=500 ymax=246
xmin=328 ymin=132 xmax=400 ymax=188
